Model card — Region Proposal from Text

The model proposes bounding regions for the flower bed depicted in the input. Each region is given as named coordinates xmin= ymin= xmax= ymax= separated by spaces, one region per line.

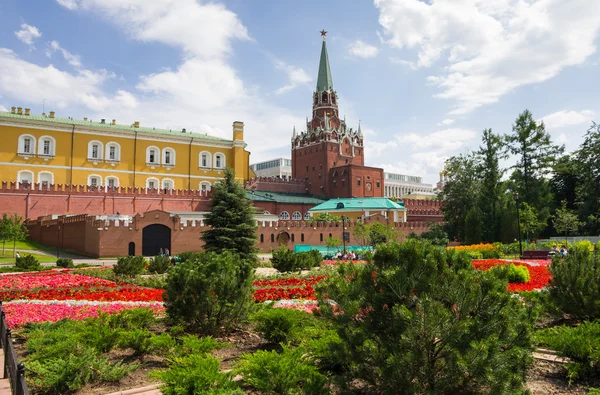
xmin=1 ymin=270 xmax=165 ymax=327
xmin=252 ymin=276 xmax=326 ymax=288
xmin=472 ymin=259 xmax=551 ymax=292
xmin=322 ymin=260 xmax=366 ymax=265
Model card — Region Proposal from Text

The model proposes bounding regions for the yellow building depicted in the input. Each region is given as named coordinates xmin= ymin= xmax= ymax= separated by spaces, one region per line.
xmin=0 ymin=106 xmax=253 ymax=191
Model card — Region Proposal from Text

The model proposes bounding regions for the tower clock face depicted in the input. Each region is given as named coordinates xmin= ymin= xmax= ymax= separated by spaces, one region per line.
xmin=366 ymin=183 xmax=372 ymax=190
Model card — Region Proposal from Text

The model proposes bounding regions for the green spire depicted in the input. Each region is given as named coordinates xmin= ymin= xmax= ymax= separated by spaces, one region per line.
xmin=316 ymin=35 xmax=333 ymax=92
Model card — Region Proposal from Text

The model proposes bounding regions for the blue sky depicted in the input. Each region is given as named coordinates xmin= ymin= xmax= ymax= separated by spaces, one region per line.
xmin=1 ymin=0 xmax=599 ymax=184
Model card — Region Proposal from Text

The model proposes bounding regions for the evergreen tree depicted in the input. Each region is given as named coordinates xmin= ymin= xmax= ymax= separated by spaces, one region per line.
xmin=575 ymin=122 xmax=600 ymax=234
xmin=477 ymin=129 xmax=506 ymax=242
xmin=201 ymin=168 xmax=257 ymax=261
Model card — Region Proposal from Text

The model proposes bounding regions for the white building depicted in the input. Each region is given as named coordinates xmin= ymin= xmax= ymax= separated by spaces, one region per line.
xmin=250 ymin=158 xmax=292 ymax=179
xmin=384 ymin=172 xmax=434 ymax=199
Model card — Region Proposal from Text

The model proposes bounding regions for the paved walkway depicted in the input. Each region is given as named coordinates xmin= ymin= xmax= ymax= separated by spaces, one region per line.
xmin=0 ymin=349 xmax=12 ymax=395
xmin=105 ymin=384 xmax=161 ymax=395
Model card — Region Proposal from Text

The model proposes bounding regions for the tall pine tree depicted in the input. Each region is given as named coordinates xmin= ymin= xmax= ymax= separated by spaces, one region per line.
xmin=477 ymin=129 xmax=506 ymax=242
xmin=575 ymin=122 xmax=600 ymax=234
xmin=201 ymin=168 xmax=257 ymax=261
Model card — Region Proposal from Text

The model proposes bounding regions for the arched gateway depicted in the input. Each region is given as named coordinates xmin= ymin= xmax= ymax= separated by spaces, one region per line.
xmin=142 ymin=224 xmax=171 ymax=256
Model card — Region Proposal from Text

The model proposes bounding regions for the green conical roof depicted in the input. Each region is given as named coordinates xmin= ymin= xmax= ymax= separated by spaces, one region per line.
xmin=316 ymin=38 xmax=333 ymax=92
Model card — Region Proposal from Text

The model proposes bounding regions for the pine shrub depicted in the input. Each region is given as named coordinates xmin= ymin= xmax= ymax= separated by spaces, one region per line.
xmin=112 ymin=256 xmax=146 ymax=276
xmin=491 ymin=263 xmax=530 ymax=283
xmin=56 ymin=258 xmax=74 ymax=268
xmin=15 ymin=254 xmax=41 ymax=270
xmin=317 ymin=239 xmax=535 ymax=394
xmin=176 ymin=251 xmax=199 ymax=263
xmin=271 ymin=247 xmax=322 ymax=273
xmin=549 ymin=246 xmax=600 ymax=319
xmin=251 ymin=307 xmax=306 ymax=344
xmin=147 ymin=255 xmax=171 ymax=274
xmin=164 ymin=251 xmax=254 ymax=334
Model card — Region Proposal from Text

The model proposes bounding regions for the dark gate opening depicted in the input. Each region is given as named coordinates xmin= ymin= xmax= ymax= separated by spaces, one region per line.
xmin=277 ymin=231 xmax=290 ymax=246
xmin=128 ymin=242 xmax=135 ymax=256
xmin=142 ymin=224 xmax=171 ymax=256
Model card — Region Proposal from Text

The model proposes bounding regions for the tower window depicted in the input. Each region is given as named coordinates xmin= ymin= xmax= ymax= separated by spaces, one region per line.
xmin=376 ymin=180 xmax=381 ymax=188
xmin=356 ymin=178 xmax=361 ymax=186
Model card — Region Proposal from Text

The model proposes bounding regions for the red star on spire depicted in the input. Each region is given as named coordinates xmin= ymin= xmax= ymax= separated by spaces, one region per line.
xmin=320 ymin=29 xmax=327 ymax=37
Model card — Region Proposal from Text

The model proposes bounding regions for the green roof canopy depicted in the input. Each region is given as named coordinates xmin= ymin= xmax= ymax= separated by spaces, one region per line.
xmin=246 ymin=190 xmax=326 ymax=205
xmin=316 ymin=38 xmax=333 ymax=92
xmin=309 ymin=198 xmax=406 ymax=212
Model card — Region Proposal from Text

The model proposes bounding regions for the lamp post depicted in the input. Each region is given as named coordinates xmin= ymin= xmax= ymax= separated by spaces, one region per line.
xmin=513 ymin=192 xmax=522 ymax=258
xmin=56 ymin=225 xmax=60 ymax=259
xmin=341 ymin=215 xmax=348 ymax=254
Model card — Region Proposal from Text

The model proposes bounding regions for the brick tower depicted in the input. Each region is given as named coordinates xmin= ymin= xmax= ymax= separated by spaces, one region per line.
xmin=291 ymin=30 xmax=383 ymax=198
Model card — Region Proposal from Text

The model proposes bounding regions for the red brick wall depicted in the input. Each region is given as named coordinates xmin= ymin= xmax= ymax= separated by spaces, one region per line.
xmin=400 ymin=199 xmax=443 ymax=223
xmin=245 ymin=177 xmax=306 ymax=194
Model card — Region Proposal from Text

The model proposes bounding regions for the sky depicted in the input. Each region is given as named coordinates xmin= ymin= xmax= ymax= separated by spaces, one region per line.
xmin=0 ymin=0 xmax=599 ymax=185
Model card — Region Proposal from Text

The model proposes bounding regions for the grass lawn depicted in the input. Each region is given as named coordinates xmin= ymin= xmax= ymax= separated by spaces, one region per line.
xmin=0 ymin=239 xmax=56 ymax=252
xmin=0 ymin=252 xmax=57 ymax=264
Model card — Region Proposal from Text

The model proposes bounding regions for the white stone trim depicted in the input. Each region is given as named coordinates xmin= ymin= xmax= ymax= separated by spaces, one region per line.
xmin=87 ymin=140 xmax=104 ymax=160
xmin=37 ymin=135 xmax=56 ymax=156
xmin=37 ymin=171 xmax=54 ymax=185
xmin=87 ymin=174 xmax=103 ymax=187
xmin=17 ymin=170 xmax=34 ymax=184
xmin=162 ymin=147 xmax=176 ymax=166
xmin=199 ymin=151 xmax=212 ymax=168
xmin=213 ymin=152 xmax=226 ymax=169
xmin=17 ymin=134 xmax=36 ymax=155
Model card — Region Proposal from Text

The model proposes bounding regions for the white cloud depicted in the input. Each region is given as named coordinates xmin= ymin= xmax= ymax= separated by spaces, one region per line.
xmin=539 ymin=110 xmax=596 ymax=129
xmin=0 ymin=105 xmax=7 ymax=112
xmin=56 ymin=0 xmax=78 ymax=9
xmin=390 ymin=56 xmax=417 ymax=69
xmin=375 ymin=0 xmax=600 ymax=115
xmin=437 ymin=118 xmax=455 ymax=126
xmin=274 ymin=60 xmax=312 ymax=95
xmin=46 ymin=41 xmax=82 ymax=68
xmin=14 ymin=24 xmax=42 ymax=46
xmin=348 ymin=40 xmax=379 ymax=59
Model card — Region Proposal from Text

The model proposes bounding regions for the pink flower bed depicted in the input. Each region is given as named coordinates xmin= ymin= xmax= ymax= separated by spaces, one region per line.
xmin=0 ymin=272 xmax=116 ymax=291
xmin=3 ymin=301 xmax=165 ymax=328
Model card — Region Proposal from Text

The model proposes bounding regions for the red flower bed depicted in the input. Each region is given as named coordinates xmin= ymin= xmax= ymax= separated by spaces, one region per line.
xmin=0 ymin=286 xmax=164 ymax=302
xmin=253 ymin=276 xmax=326 ymax=288
xmin=472 ymin=259 xmax=551 ymax=292
xmin=253 ymin=286 xmax=316 ymax=302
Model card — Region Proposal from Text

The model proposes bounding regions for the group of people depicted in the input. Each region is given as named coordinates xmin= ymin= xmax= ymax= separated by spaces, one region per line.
xmin=549 ymin=245 xmax=568 ymax=257
xmin=334 ymin=250 xmax=359 ymax=260
xmin=158 ymin=248 xmax=170 ymax=257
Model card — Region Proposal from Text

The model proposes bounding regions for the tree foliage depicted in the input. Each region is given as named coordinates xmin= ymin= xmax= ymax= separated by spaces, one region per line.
xmin=317 ymin=240 xmax=535 ymax=394
xmin=201 ymin=168 xmax=257 ymax=262
xmin=552 ymin=200 xmax=580 ymax=241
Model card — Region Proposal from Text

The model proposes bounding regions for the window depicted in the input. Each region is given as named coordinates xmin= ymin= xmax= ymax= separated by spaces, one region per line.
xmin=320 ymin=233 xmax=323 ymax=242
xmin=304 ymin=212 xmax=311 ymax=220
xmin=200 ymin=181 xmax=211 ymax=192
xmin=146 ymin=146 xmax=159 ymax=165
xmin=271 ymin=234 xmax=275 ymax=243
xmin=260 ymin=234 xmax=264 ymax=243
xmin=342 ymin=180 xmax=346 ymax=187
xmin=279 ymin=211 xmax=290 ymax=220
xmin=301 ymin=233 xmax=305 ymax=242
xmin=37 ymin=136 xmax=55 ymax=157
xmin=19 ymin=136 xmax=34 ymax=154
xmin=292 ymin=234 xmax=295 ymax=242
xmin=17 ymin=170 xmax=33 ymax=186
xmin=105 ymin=142 xmax=120 ymax=162
xmin=88 ymin=141 xmax=104 ymax=160
xmin=213 ymin=153 xmax=225 ymax=169
xmin=105 ymin=176 xmax=119 ymax=189
xmin=162 ymin=179 xmax=174 ymax=191
xmin=162 ymin=148 xmax=176 ymax=166
xmin=146 ymin=177 xmax=159 ymax=189
xmin=376 ymin=180 xmax=380 ymax=188
xmin=292 ymin=211 xmax=302 ymax=220
xmin=199 ymin=151 xmax=211 ymax=168
xmin=356 ymin=178 xmax=361 ymax=186
xmin=38 ymin=172 xmax=53 ymax=188
xmin=88 ymin=175 xmax=102 ymax=188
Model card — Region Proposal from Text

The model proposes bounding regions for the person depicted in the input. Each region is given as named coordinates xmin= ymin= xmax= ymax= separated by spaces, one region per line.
xmin=165 ymin=248 xmax=170 ymax=257
xmin=560 ymin=246 xmax=567 ymax=257
xmin=159 ymin=248 xmax=164 ymax=256
xmin=15 ymin=251 xmax=20 ymax=259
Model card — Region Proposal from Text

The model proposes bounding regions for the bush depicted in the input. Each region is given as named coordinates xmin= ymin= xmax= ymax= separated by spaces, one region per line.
xmin=317 ymin=239 xmax=535 ymax=394
xmin=112 ymin=256 xmax=146 ymax=276
xmin=56 ymin=258 xmax=74 ymax=268
xmin=15 ymin=254 xmax=41 ymax=270
xmin=147 ymin=255 xmax=171 ymax=274
xmin=177 ymin=251 xmax=199 ymax=263
xmin=152 ymin=354 xmax=242 ymax=395
xmin=236 ymin=345 xmax=328 ymax=394
xmin=549 ymin=246 xmax=600 ymax=319
xmin=271 ymin=247 xmax=321 ymax=273
xmin=251 ymin=307 xmax=306 ymax=344
xmin=164 ymin=251 xmax=253 ymax=334
xmin=537 ymin=321 xmax=600 ymax=382
xmin=175 ymin=335 xmax=225 ymax=356
xmin=491 ymin=264 xmax=530 ymax=283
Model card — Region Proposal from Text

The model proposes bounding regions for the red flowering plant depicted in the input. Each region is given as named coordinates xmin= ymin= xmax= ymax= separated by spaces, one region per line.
xmin=471 ymin=259 xmax=551 ymax=292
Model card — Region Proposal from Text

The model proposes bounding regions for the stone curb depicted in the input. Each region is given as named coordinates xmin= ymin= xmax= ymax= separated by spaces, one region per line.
xmin=104 ymin=384 xmax=160 ymax=395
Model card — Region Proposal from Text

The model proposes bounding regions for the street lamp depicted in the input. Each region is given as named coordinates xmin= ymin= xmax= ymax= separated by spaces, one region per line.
xmin=341 ymin=215 xmax=348 ymax=254
xmin=56 ymin=225 xmax=60 ymax=259
xmin=513 ymin=192 xmax=522 ymax=258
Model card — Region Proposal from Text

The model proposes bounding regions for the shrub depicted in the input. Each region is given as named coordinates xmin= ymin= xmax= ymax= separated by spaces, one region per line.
xmin=549 ymin=246 xmax=600 ymax=319
xmin=465 ymin=250 xmax=483 ymax=260
xmin=112 ymin=256 xmax=146 ymax=276
xmin=147 ymin=255 xmax=171 ymax=274
xmin=103 ymin=307 xmax=157 ymax=330
xmin=537 ymin=321 xmax=600 ymax=382
xmin=117 ymin=329 xmax=175 ymax=355
xmin=152 ymin=354 xmax=242 ymax=395
xmin=317 ymin=239 xmax=535 ymax=394
xmin=251 ymin=307 xmax=306 ymax=344
xmin=164 ymin=251 xmax=254 ymax=334
xmin=236 ymin=345 xmax=328 ymax=394
xmin=481 ymin=248 xmax=502 ymax=259
xmin=177 ymin=251 xmax=199 ymax=263
xmin=491 ymin=264 xmax=530 ymax=283
xmin=271 ymin=247 xmax=321 ymax=273
xmin=56 ymin=258 xmax=74 ymax=268
xmin=175 ymin=335 xmax=225 ymax=356
xmin=15 ymin=254 xmax=41 ymax=270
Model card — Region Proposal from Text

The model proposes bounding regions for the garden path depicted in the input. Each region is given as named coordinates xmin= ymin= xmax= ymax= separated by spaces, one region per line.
xmin=0 ymin=349 xmax=11 ymax=395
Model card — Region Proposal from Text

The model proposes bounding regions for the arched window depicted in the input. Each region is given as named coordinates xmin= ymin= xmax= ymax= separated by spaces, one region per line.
xmin=162 ymin=178 xmax=174 ymax=191
xmin=17 ymin=170 xmax=33 ymax=186
xmin=260 ymin=234 xmax=264 ymax=243
xmin=214 ymin=152 xmax=226 ymax=169
xmin=38 ymin=171 xmax=54 ymax=188
xmin=320 ymin=233 xmax=323 ymax=242
xmin=200 ymin=181 xmax=211 ymax=192
xmin=17 ymin=134 xmax=36 ymax=155
xmin=271 ymin=234 xmax=275 ymax=243
xmin=105 ymin=142 xmax=121 ymax=162
xmin=199 ymin=151 xmax=212 ymax=168
xmin=105 ymin=176 xmax=119 ymax=190
xmin=37 ymin=136 xmax=56 ymax=157
xmin=322 ymin=92 xmax=328 ymax=103
xmin=146 ymin=146 xmax=159 ymax=165
xmin=292 ymin=234 xmax=295 ymax=242
xmin=304 ymin=212 xmax=311 ymax=220
xmin=301 ymin=233 xmax=305 ymax=242
xmin=162 ymin=147 xmax=176 ymax=166
xmin=88 ymin=174 xmax=102 ymax=188
xmin=292 ymin=211 xmax=302 ymax=220
xmin=146 ymin=177 xmax=159 ymax=189
xmin=87 ymin=140 xmax=104 ymax=160
xmin=279 ymin=211 xmax=290 ymax=220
